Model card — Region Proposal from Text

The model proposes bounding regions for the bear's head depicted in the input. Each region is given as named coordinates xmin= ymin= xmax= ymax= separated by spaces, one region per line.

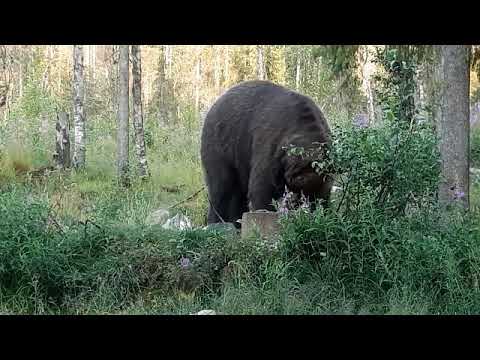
xmin=283 ymin=157 xmax=328 ymax=196
xmin=281 ymin=136 xmax=332 ymax=200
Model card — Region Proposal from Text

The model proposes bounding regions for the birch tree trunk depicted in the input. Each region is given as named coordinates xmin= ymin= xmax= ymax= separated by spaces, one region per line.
xmin=165 ymin=45 xmax=173 ymax=78
xmin=91 ymin=45 xmax=96 ymax=82
xmin=360 ymin=45 xmax=376 ymax=124
xmin=72 ymin=45 xmax=86 ymax=169
xmin=436 ymin=45 xmax=471 ymax=209
xmin=295 ymin=51 xmax=301 ymax=91
xmin=117 ymin=45 xmax=130 ymax=187
xmin=256 ymin=45 xmax=266 ymax=80
xmin=41 ymin=46 xmax=53 ymax=92
xmin=19 ymin=63 xmax=23 ymax=100
xmin=0 ymin=46 xmax=8 ymax=108
xmin=131 ymin=45 xmax=149 ymax=178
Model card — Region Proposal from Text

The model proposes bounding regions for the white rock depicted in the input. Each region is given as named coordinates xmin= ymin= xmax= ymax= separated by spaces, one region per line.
xmin=146 ymin=208 xmax=170 ymax=226
xmin=162 ymin=213 xmax=193 ymax=230
xmin=191 ymin=309 xmax=216 ymax=315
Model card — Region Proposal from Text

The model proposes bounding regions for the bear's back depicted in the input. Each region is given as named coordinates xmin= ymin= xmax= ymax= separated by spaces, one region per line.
xmin=201 ymin=80 xmax=330 ymax=169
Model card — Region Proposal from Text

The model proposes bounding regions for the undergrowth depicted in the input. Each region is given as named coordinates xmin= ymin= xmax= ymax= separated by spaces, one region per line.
xmin=1 ymin=183 xmax=480 ymax=315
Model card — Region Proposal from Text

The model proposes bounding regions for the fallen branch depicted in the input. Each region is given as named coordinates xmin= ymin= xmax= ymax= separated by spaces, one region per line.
xmin=160 ymin=184 xmax=185 ymax=193
xmin=168 ymin=187 xmax=205 ymax=210
xmin=168 ymin=186 xmax=227 ymax=224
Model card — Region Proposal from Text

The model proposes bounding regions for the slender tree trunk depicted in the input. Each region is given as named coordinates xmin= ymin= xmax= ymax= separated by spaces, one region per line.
xmin=117 ymin=45 xmax=130 ymax=187
xmin=436 ymin=45 xmax=471 ymax=209
xmin=295 ymin=51 xmax=301 ymax=91
xmin=224 ymin=47 xmax=230 ymax=86
xmin=56 ymin=46 xmax=62 ymax=96
xmin=165 ymin=45 xmax=173 ymax=78
xmin=164 ymin=45 xmax=177 ymax=123
xmin=91 ymin=45 xmax=96 ymax=82
xmin=131 ymin=45 xmax=149 ymax=178
xmin=19 ymin=64 xmax=23 ymax=99
xmin=413 ymin=66 xmax=423 ymax=111
xmin=213 ymin=46 xmax=220 ymax=95
xmin=360 ymin=45 xmax=376 ymax=124
xmin=195 ymin=48 xmax=202 ymax=115
xmin=256 ymin=45 xmax=266 ymax=80
xmin=72 ymin=45 xmax=86 ymax=169
xmin=41 ymin=46 xmax=52 ymax=92
xmin=157 ymin=45 xmax=168 ymax=126
xmin=109 ymin=45 xmax=120 ymax=117
xmin=0 ymin=46 xmax=8 ymax=108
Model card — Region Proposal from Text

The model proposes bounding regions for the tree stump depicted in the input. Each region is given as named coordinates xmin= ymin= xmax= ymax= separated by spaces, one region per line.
xmin=53 ymin=111 xmax=71 ymax=169
xmin=240 ymin=210 xmax=280 ymax=241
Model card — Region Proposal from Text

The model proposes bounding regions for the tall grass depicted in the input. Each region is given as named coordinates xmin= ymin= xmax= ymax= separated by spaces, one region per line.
xmin=1 ymin=183 xmax=480 ymax=315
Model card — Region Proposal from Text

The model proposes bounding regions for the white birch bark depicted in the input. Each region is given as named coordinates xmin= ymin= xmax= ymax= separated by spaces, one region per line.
xmin=72 ymin=45 xmax=86 ymax=169
xmin=256 ymin=45 xmax=266 ymax=80
xmin=131 ymin=45 xmax=149 ymax=178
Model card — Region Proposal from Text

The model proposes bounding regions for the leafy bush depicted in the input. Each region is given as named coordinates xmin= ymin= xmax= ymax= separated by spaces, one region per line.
xmin=286 ymin=119 xmax=440 ymax=217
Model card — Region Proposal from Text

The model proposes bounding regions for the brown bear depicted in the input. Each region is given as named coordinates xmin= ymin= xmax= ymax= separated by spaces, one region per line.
xmin=200 ymin=80 xmax=333 ymax=226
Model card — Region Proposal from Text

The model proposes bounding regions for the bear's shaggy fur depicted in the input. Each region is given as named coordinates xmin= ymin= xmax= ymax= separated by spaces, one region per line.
xmin=200 ymin=80 xmax=333 ymax=225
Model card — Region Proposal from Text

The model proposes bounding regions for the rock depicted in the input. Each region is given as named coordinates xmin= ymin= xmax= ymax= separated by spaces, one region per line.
xmin=162 ymin=213 xmax=193 ymax=230
xmin=191 ymin=309 xmax=217 ymax=315
xmin=146 ymin=208 xmax=170 ymax=226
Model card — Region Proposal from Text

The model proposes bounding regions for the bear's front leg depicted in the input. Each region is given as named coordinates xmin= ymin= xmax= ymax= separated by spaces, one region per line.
xmin=247 ymin=172 xmax=278 ymax=212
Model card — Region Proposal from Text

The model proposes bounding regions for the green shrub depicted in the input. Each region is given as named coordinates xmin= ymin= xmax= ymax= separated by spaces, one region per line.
xmin=286 ymin=119 xmax=440 ymax=217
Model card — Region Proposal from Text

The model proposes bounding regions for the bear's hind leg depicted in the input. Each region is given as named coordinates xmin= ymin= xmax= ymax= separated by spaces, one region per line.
xmin=205 ymin=165 xmax=242 ymax=224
